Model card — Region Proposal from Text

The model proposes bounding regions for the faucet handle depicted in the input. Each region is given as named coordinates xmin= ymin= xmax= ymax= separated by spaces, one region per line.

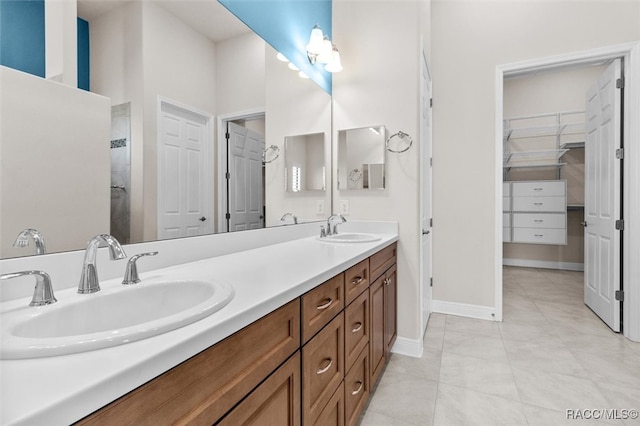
xmin=122 ymin=252 xmax=158 ymax=285
xmin=0 ymin=270 xmax=57 ymax=306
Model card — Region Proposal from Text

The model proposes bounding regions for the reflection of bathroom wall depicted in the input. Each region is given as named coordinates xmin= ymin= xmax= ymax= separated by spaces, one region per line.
xmin=110 ymin=103 xmax=131 ymax=244
xmin=0 ymin=66 xmax=110 ymax=258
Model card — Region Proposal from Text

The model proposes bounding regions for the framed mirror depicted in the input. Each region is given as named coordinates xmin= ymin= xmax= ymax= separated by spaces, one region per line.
xmin=284 ymin=133 xmax=327 ymax=193
xmin=0 ymin=0 xmax=332 ymax=259
xmin=337 ymin=125 xmax=387 ymax=190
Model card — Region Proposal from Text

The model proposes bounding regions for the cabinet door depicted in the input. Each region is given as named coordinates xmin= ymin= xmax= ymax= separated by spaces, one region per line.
xmin=344 ymin=289 xmax=369 ymax=372
xmin=217 ymin=353 xmax=301 ymax=426
xmin=384 ymin=264 xmax=397 ymax=356
xmin=344 ymin=346 xmax=369 ymax=426
xmin=303 ymin=312 xmax=344 ymax=424
xmin=369 ymin=275 xmax=385 ymax=387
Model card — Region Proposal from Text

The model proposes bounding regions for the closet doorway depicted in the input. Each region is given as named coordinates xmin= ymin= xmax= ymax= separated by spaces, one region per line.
xmin=495 ymin=42 xmax=640 ymax=342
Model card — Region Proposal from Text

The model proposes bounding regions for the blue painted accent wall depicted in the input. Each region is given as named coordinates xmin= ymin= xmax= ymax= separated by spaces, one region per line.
xmin=0 ymin=0 xmax=46 ymax=78
xmin=218 ymin=0 xmax=332 ymax=94
xmin=77 ymin=17 xmax=90 ymax=91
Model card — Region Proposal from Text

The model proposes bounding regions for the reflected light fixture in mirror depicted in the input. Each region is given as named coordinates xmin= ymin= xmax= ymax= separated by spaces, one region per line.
xmin=306 ymin=24 xmax=342 ymax=73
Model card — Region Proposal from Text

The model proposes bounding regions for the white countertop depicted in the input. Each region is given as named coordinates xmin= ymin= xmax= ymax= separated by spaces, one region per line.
xmin=0 ymin=232 xmax=397 ymax=425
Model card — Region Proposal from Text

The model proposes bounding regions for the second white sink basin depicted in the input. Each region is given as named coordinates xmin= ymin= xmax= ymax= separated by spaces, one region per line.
xmin=1 ymin=279 xmax=234 ymax=359
xmin=317 ymin=233 xmax=382 ymax=243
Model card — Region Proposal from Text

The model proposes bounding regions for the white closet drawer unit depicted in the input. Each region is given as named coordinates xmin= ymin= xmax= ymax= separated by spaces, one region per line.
xmin=503 ymin=197 xmax=511 ymax=212
xmin=512 ymin=196 xmax=566 ymax=212
xmin=503 ymin=182 xmax=511 ymax=197
xmin=503 ymin=228 xmax=512 ymax=243
xmin=503 ymin=213 xmax=511 ymax=228
xmin=512 ymin=228 xmax=567 ymax=245
xmin=512 ymin=213 xmax=565 ymax=229
xmin=512 ymin=181 xmax=565 ymax=197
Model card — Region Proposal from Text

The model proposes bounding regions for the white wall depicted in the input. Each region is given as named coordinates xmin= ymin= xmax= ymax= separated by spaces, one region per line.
xmin=265 ymin=46 xmax=332 ymax=225
xmin=431 ymin=1 xmax=640 ymax=309
xmin=0 ymin=67 xmax=111 ymax=258
xmin=333 ymin=0 xmax=423 ymax=345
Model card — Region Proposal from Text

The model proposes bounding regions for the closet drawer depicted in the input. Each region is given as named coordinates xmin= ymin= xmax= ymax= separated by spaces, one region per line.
xmin=512 ymin=228 xmax=567 ymax=245
xmin=512 ymin=196 xmax=566 ymax=212
xmin=503 ymin=227 xmax=512 ymax=243
xmin=344 ymin=259 xmax=370 ymax=306
xmin=302 ymin=274 xmax=345 ymax=343
xmin=503 ymin=213 xmax=511 ymax=228
xmin=344 ymin=289 xmax=369 ymax=372
xmin=512 ymin=181 xmax=565 ymax=197
xmin=503 ymin=197 xmax=511 ymax=212
xmin=503 ymin=182 xmax=511 ymax=197
xmin=513 ymin=213 xmax=565 ymax=229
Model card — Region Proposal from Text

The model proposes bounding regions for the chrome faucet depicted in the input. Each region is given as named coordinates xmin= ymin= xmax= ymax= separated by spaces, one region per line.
xmin=122 ymin=251 xmax=158 ymax=285
xmin=0 ymin=270 xmax=57 ymax=306
xmin=280 ymin=212 xmax=298 ymax=225
xmin=13 ymin=228 xmax=46 ymax=255
xmin=326 ymin=214 xmax=347 ymax=235
xmin=78 ymin=234 xmax=126 ymax=294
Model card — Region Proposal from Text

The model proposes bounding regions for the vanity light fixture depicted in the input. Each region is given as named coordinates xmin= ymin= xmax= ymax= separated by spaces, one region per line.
xmin=306 ymin=24 xmax=342 ymax=73
xmin=324 ymin=45 xmax=343 ymax=73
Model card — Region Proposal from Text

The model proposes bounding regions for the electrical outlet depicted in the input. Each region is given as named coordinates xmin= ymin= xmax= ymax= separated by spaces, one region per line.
xmin=316 ymin=200 xmax=325 ymax=215
xmin=340 ymin=199 xmax=350 ymax=215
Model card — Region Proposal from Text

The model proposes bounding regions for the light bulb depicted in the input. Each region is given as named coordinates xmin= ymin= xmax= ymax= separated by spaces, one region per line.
xmin=325 ymin=46 xmax=343 ymax=73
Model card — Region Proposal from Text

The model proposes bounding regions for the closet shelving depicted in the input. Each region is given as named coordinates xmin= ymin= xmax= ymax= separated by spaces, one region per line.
xmin=503 ymin=111 xmax=585 ymax=179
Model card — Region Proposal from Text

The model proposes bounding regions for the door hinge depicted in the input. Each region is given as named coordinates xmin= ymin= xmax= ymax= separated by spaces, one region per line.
xmin=430 ymin=277 xmax=433 ymax=287
xmin=225 ymin=172 xmax=231 ymax=180
xmin=225 ymin=131 xmax=230 ymax=139
xmin=616 ymin=78 xmax=625 ymax=89
xmin=430 ymin=157 xmax=433 ymax=167
xmin=615 ymin=219 xmax=624 ymax=231
xmin=616 ymin=148 xmax=624 ymax=160
xmin=429 ymin=218 xmax=433 ymax=227
xmin=615 ymin=290 xmax=624 ymax=301
xmin=430 ymin=98 xmax=433 ymax=108
xmin=225 ymin=213 xmax=231 ymax=220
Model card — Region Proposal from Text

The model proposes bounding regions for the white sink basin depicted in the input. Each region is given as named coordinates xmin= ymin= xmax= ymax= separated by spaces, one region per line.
xmin=1 ymin=279 xmax=234 ymax=359
xmin=317 ymin=233 xmax=382 ymax=243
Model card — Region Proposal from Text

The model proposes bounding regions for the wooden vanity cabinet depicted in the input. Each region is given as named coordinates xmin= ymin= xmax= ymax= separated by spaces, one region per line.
xmin=76 ymin=300 xmax=300 ymax=426
xmin=77 ymin=243 xmax=397 ymax=426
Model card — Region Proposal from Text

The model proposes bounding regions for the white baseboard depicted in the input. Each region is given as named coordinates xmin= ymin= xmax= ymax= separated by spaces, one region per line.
xmin=391 ymin=336 xmax=423 ymax=358
xmin=432 ymin=300 xmax=497 ymax=321
xmin=503 ymin=258 xmax=584 ymax=272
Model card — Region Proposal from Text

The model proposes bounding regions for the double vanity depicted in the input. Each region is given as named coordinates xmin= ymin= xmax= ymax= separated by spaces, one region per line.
xmin=0 ymin=221 xmax=398 ymax=425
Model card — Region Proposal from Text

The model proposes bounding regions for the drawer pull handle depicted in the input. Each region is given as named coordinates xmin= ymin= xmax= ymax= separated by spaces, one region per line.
xmin=352 ymin=322 xmax=363 ymax=333
xmin=351 ymin=381 xmax=364 ymax=396
xmin=316 ymin=298 xmax=333 ymax=310
xmin=534 ymin=203 xmax=543 ymax=206
xmin=317 ymin=358 xmax=333 ymax=375
xmin=534 ymin=234 xmax=544 ymax=237
xmin=534 ymin=220 xmax=543 ymax=223
xmin=534 ymin=188 xmax=543 ymax=191
xmin=351 ymin=276 xmax=364 ymax=285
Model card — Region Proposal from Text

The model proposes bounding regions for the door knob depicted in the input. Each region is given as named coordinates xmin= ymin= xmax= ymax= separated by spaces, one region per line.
xmin=199 ymin=217 xmax=207 ymax=222
xmin=580 ymin=221 xmax=587 ymax=228
xmin=422 ymin=229 xmax=430 ymax=235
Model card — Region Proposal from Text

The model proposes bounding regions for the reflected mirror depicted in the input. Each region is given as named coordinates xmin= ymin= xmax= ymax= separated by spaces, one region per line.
xmin=337 ymin=126 xmax=387 ymax=190
xmin=0 ymin=0 xmax=331 ymax=259
xmin=285 ymin=133 xmax=327 ymax=193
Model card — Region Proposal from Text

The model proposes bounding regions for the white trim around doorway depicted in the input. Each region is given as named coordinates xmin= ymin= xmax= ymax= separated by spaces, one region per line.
xmin=494 ymin=41 xmax=640 ymax=342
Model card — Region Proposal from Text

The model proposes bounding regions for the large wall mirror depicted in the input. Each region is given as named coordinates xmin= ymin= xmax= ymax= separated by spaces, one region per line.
xmin=337 ymin=125 xmax=387 ymax=190
xmin=0 ymin=0 xmax=332 ymax=259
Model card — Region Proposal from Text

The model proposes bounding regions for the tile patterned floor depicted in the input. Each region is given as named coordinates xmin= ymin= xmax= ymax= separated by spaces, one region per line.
xmin=360 ymin=267 xmax=640 ymax=425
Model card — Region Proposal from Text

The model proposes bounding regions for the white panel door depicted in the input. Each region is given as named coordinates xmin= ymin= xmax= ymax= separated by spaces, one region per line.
xmin=420 ymin=51 xmax=433 ymax=336
xmin=227 ymin=122 xmax=265 ymax=232
xmin=584 ymin=59 xmax=622 ymax=332
xmin=158 ymin=102 xmax=211 ymax=239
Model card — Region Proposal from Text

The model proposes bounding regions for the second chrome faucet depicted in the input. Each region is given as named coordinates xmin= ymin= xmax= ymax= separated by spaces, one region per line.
xmin=78 ymin=234 xmax=127 ymax=294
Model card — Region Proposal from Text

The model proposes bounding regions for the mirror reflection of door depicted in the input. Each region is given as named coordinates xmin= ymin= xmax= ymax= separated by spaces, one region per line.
xmin=226 ymin=122 xmax=266 ymax=232
xmin=110 ymin=102 xmax=131 ymax=244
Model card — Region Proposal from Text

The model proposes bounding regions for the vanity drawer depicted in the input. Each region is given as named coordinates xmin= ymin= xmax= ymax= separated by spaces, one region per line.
xmin=513 ymin=213 xmax=566 ymax=229
xmin=344 ymin=289 xmax=369 ymax=372
xmin=77 ymin=299 xmax=300 ymax=426
xmin=302 ymin=274 xmax=345 ymax=343
xmin=344 ymin=345 xmax=369 ymax=426
xmin=303 ymin=312 xmax=345 ymax=425
xmin=370 ymin=243 xmax=397 ymax=282
xmin=344 ymin=259 xmax=370 ymax=305
xmin=512 ymin=228 xmax=567 ymax=245
xmin=512 ymin=180 xmax=565 ymax=197
xmin=312 ymin=381 xmax=345 ymax=426
xmin=512 ymin=196 xmax=566 ymax=212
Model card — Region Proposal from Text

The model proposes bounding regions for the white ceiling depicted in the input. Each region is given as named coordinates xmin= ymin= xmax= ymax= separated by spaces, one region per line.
xmin=77 ymin=0 xmax=251 ymax=43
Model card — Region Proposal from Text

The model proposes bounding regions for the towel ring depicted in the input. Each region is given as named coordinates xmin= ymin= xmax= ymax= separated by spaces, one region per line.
xmin=386 ymin=131 xmax=413 ymax=153
xmin=263 ymin=145 xmax=280 ymax=164
xmin=349 ymin=168 xmax=362 ymax=182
